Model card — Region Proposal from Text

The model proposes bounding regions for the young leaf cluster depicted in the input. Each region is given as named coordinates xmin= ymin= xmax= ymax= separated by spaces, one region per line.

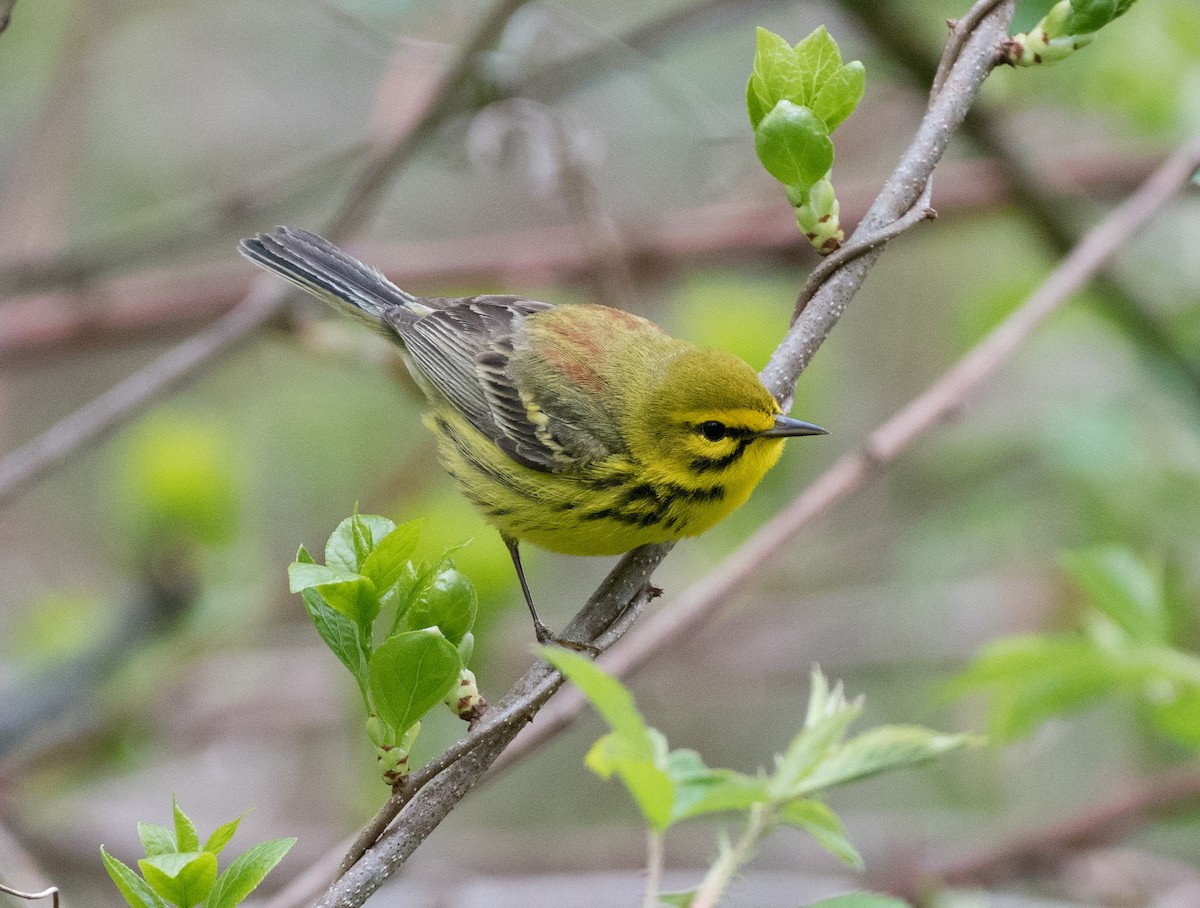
xmin=1005 ymin=0 xmax=1140 ymax=66
xmin=544 ymin=651 xmax=968 ymax=907
xmin=952 ymin=547 xmax=1200 ymax=745
xmin=289 ymin=513 xmax=484 ymax=782
xmin=747 ymin=27 xmax=865 ymax=254
xmin=101 ymin=798 xmax=294 ymax=908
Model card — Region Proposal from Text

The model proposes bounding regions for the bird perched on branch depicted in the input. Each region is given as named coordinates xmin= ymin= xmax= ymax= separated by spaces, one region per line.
xmin=240 ymin=227 xmax=826 ymax=647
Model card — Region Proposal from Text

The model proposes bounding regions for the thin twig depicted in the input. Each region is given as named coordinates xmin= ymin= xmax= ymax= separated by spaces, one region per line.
xmin=0 ymin=883 xmax=59 ymax=908
xmin=793 ymin=185 xmax=935 ymax=320
xmin=0 ymin=0 xmax=15 ymax=35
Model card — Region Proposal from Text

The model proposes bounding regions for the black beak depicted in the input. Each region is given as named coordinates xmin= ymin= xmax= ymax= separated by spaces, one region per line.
xmin=758 ymin=414 xmax=828 ymax=438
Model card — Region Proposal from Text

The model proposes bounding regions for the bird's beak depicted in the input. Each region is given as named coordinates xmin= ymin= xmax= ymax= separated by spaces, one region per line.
xmin=758 ymin=414 xmax=828 ymax=438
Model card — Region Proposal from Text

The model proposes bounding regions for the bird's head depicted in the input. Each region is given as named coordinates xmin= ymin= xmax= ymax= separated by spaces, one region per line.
xmin=626 ymin=348 xmax=826 ymax=492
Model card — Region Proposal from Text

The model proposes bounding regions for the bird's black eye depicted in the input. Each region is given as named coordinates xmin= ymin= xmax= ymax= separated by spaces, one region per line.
xmin=699 ymin=421 xmax=727 ymax=442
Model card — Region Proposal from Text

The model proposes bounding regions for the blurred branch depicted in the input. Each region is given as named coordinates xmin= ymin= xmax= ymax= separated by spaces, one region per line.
xmin=923 ymin=763 xmax=1200 ymax=893
xmin=0 ymin=0 xmax=534 ymax=509
xmin=490 ymin=132 xmax=1200 ymax=777
xmin=0 ymin=279 xmax=286 ymax=509
xmin=0 ymin=0 xmax=15 ymax=36
xmin=0 ymin=884 xmax=58 ymax=908
xmin=840 ymin=0 xmax=1200 ymax=405
xmin=0 ymin=149 xmax=1160 ymax=366
xmin=313 ymin=2 xmax=1019 ymax=905
xmin=0 ymin=0 xmax=778 ymax=300
xmin=0 ymin=548 xmax=200 ymax=760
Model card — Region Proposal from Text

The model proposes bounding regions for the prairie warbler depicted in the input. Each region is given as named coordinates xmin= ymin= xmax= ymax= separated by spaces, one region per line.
xmin=240 ymin=227 xmax=826 ymax=646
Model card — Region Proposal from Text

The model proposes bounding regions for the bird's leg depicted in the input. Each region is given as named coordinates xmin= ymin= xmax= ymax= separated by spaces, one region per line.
xmin=503 ymin=536 xmax=596 ymax=653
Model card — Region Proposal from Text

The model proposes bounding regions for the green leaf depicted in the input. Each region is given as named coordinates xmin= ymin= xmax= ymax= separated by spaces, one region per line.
xmin=296 ymin=545 xmax=315 ymax=565
xmin=300 ymin=589 xmax=369 ymax=700
xmin=360 ymin=520 xmax=420 ymax=602
xmin=101 ymin=847 xmax=170 ymax=908
xmin=1062 ymin=548 xmax=1167 ymax=644
xmin=777 ymin=800 xmax=863 ymax=870
xmin=173 ymin=796 xmax=200 ymax=853
xmin=205 ymin=838 xmax=296 ymax=908
xmin=313 ymin=576 xmax=378 ymax=630
xmin=949 ymin=634 xmax=1120 ymax=739
xmin=1149 ymin=685 xmax=1200 ymax=747
xmin=1066 ymin=0 xmax=1118 ymax=33
xmin=203 ymin=813 xmax=245 ymax=856
xmin=810 ymin=60 xmax=865 ymax=131
xmin=369 ymin=630 xmax=461 ymax=736
xmin=799 ymin=726 xmax=971 ymax=793
xmin=585 ymin=730 xmax=675 ymax=832
xmin=659 ymin=891 xmax=697 ymax=907
xmin=544 ymin=648 xmax=674 ymax=831
xmin=137 ymin=822 xmax=176 ymax=857
xmin=769 ymin=673 xmax=861 ymax=798
xmin=748 ymin=27 xmax=805 ymax=129
xmin=754 ymin=100 xmax=833 ymax=191
xmin=792 ymin=26 xmax=843 ymax=104
xmin=137 ymin=852 xmax=218 ymax=908
xmin=325 ymin=514 xmax=396 ymax=573
xmin=541 ymin=648 xmax=652 ymax=744
xmin=666 ymin=749 xmax=769 ymax=822
xmin=404 ymin=565 xmax=478 ymax=644
xmin=286 ymin=561 xmax=358 ymax=593
xmin=803 ymin=894 xmax=910 ymax=908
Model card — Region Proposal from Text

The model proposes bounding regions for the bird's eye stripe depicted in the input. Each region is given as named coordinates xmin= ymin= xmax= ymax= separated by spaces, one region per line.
xmin=689 ymin=439 xmax=752 ymax=473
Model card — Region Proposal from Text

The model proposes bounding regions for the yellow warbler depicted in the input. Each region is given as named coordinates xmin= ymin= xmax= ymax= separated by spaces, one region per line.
xmin=239 ymin=227 xmax=826 ymax=645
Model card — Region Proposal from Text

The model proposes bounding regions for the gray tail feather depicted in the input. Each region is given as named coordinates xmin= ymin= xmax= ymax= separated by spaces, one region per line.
xmin=238 ymin=226 xmax=421 ymax=334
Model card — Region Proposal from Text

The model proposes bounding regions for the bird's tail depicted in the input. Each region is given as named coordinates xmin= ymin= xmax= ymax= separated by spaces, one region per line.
xmin=238 ymin=226 xmax=426 ymax=335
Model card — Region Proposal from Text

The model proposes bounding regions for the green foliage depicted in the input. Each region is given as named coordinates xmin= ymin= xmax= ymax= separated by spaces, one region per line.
xmin=115 ymin=413 xmax=238 ymax=549
xmin=289 ymin=511 xmax=484 ymax=781
xmin=952 ymin=547 xmax=1200 ymax=746
xmin=747 ymin=26 xmax=864 ymax=253
xmin=101 ymin=798 xmax=294 ymax=908
xmin=804 ymin=895 xmax=910 ymax=908
xmin=543 ymin=651 xmax=970 ymax=904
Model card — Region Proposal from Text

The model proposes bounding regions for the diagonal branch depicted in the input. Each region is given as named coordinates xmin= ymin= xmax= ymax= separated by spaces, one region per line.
xmin=0 ymin=0 xmax=533 ymax=510
xmin=312 ymin=2 xmax=1019 ymax=905
xmin=486 ymin=133 xmax=1200 ymax=776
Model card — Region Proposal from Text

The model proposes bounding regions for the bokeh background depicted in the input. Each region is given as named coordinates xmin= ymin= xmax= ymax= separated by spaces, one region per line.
xmin=2 ymin=0 xmax=1200 ymax=905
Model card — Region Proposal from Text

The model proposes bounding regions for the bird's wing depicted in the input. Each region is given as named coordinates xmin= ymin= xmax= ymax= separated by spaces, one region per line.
xmin=400 ymin=296 xmax=594 ymax=472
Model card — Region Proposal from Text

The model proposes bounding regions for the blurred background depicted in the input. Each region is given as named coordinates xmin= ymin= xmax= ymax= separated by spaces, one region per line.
xmin=2 ymin=0 xmax=1200 ymax=905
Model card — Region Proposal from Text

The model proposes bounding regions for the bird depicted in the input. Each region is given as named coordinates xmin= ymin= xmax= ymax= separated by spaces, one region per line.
xmin=239 ymin=226 xmax=826 ymax=648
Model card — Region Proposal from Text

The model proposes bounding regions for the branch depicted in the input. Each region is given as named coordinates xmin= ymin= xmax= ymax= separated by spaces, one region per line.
xmin=927 ymin=763 xmax=1200 ymax=892
xmin=762 ymin=0 xmax=1011 ymax=403
xmin=3 ymin=148 xmax=1158 ymax=366
xmin=0 ymin=0 xmax=533 ymax=509
xmin=312 ymin=1 xmax=1019 ymax=904
xmin=0 ymin=0 xmax=15 ymax=35
xmin=840 ymin=0 xmax=1200 ymax=406
xmin=487 ymin=133 xmax=1200 ymax=775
